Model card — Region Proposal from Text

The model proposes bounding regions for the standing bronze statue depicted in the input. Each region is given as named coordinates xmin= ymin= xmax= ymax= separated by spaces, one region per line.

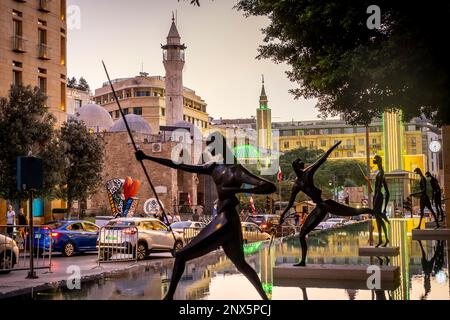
xmin=425 ymin=171 xmax=445 ymax=222
xmin=135 ymin=132 xmax=276 ymax=300
xmin=372 ymin=155 xmax=390 ymax=247
xmin=411 ymin=168 xmax=440 ymax=229
xmin=280 ymin=141 xmax=390 ymax=266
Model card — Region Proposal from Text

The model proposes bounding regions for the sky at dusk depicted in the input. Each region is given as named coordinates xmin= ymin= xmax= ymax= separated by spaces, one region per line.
xmin=67 ymin=0 xmax=320 ymax=122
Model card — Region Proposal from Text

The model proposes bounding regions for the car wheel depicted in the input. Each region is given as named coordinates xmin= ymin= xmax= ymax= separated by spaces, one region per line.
xmin=136 ymin=242 xmax=148 ymax=260
xmin=0 ymin=252 xmax=15 ymax=273
xmin=171 ymin=240 xmax=184 ymax=257
xmin=99 ymin=249 xmax=112 ymax=261
xmin=62 ymin=242 xmax=75 ymax=257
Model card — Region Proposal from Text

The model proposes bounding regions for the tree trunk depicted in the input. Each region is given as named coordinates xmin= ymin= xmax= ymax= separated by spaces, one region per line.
xmin=67 ymin=198 xmax=72 ymax=220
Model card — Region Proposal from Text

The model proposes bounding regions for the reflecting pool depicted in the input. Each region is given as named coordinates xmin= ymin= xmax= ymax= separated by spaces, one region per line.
xmin=15 ymin=219 xmax=450 ymax=300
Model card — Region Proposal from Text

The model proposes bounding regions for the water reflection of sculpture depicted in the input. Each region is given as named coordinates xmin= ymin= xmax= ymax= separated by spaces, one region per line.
xmin=136 ymin=132 xmax=276 ymax=300
xmin=417 ymin=240 xmax=445 ymax=300
xmin=280 ymin=141 xmax=390 ymax=266
xmin=411 ymin=168 xmax=440 ymax=229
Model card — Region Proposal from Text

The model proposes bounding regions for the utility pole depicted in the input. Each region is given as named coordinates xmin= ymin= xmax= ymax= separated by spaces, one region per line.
xmin=365 ymin=125 xmax=372 ymax=209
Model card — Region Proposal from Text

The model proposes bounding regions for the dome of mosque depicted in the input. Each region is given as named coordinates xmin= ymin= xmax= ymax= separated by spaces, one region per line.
xmin=76 ymin=103 xmax=114 ymax=133
xmin=110 ymin=114 xmax=152 ymax=134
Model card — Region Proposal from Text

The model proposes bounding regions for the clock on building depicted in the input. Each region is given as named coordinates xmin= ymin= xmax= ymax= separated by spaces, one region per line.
xmin=429 ymin=140 xmax=441 ymax=153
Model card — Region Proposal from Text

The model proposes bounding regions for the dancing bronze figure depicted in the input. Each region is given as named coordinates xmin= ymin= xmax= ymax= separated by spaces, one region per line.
xmin=372 ymin=155 xmax=390 ymax=247
xmin=135 ymin=132 xmax=276 ymax=300
xmin=280 ymin=141 xmax=389 ymax=266
xmin=411 ymin=168 xmax=439 ymax=229
xmin=425 ymin=171 xmax=445 ymax=222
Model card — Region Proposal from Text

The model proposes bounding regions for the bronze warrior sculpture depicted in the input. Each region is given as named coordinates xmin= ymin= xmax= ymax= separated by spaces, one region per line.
xmin=425 ymin=171 xmax=445 ymax=222
xmin=280 ymin=141 xmax=390 ymax=266
xmin=372 ymin=155 xmax=390 ymax=247
xmin=135 ymin=132 xmax=276 ymax=300
xmin=411 ymin=168 xmax=440 ymax=229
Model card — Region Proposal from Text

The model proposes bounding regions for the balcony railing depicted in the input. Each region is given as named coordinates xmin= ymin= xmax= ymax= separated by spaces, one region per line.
xmin=11 ymin=35 xmax=27 ymax=53
xmin=338 ymin=145 xmax=356 ymax=151
xmin=38 ymin=43 xmax=51 ymax=60
xmin=38 ymin=0 xmax=51 ymax=12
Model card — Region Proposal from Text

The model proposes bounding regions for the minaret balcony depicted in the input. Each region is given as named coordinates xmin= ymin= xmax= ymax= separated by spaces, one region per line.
xmin=163 ymin=50 xmax=185 ymax=62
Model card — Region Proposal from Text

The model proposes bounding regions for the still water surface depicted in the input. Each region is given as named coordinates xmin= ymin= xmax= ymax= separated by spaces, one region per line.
xmin=24 ymin=220 xmax=450 ymax=300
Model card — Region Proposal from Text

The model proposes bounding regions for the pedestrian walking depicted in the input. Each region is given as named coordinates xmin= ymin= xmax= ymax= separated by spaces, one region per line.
xmin=17 ymin=207 xmax=27 ymax=239
xmin=192 ymin=209 xmax=199 ymax=222
xmin=6 ymin=205 xmax=16 ymax=238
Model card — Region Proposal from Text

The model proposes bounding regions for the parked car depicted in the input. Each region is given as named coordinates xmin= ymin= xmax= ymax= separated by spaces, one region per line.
xmin=249 ymin=214 xmax=279 ymax=230
xmin=326 ymin=218 xmax=347 ymax=227
xmin=170 ymin=221 xmax=206 ymax=233
xmin=99 ymin=217 xmax=184 ymax=260
xmin=241 ymin=222 xmax=271 ymax=243
xmin=29 ymin=220 xmax=100 ymax=257
xmin=248 ymin=214 xmax=296 ymax=237
xmin=314 ymin=221 xmax=337 ymax=231
xmin=170 ymin=221 xmax=206 ymax=242
xmin=0 ymin=234 xmax=19 ymax=273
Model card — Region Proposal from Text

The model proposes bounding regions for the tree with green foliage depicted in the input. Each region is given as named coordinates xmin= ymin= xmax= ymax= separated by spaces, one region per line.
xmin=235 ymin=0 xmax=449 ymax=126
xmin=67 ymin=77 xmax=77 ymax=89
xmin=0 ymin=85 xmax=63 ymax=203
xmin=58 ymin=119 xmax=105 ymax=217
xmin=77 ymin=77 xmax=90 ymax=92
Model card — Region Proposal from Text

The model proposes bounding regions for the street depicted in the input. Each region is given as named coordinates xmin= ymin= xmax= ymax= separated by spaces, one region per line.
xmin=0 ymin=251 xmax=175 ymax=299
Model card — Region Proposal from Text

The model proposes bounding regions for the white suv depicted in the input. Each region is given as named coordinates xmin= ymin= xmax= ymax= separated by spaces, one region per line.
xmin=1 ymin=234 xmax=19 ymax=273
xmin=99 ymin=217 xmax=184 ymax=260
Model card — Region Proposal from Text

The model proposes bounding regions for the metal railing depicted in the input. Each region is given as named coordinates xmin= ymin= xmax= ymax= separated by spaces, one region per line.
xmin=182 ymin=225 xmax=292 ymax=245
xmin=38 ymin=43 xmax=51 ymax=60
xmin=183 ymin=227 xmax=203 ymax=244
xmin=11 ymin=35 xmax=27 ymax=52
xmin=0 ymin=225 xmax=52 ymax=274
xmin=38 ymin=0 xmax=51 ymax=12
xmin=97 ymin=225 xmax=138 ymax=264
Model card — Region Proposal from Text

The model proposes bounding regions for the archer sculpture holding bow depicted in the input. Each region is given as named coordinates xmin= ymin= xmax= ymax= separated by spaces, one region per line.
xmin=136 ymin=131 xmax=276 ymax=300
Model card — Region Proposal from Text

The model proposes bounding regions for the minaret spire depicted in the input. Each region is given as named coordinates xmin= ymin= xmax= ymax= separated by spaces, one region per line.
xmin=162 ymin=14 xmax=186 ymax=126
xmin=259 ymin=74 xmax=268 ymax=108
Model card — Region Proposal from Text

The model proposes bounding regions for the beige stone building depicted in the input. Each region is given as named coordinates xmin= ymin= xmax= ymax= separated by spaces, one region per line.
xmin=66 ymin=86 xmax=91 ymax=115
xmin=94 ymin=17 xmax=208 ymax=135
xmin=0 ymin=0 xmax=68 ymax=125
xmin=0 ymin=0 xmax=68 ymax=224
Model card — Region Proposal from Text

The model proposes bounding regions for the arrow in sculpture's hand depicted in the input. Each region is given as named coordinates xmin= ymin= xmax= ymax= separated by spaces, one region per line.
xmin=102 ymin=60 xmax=176 ymax=241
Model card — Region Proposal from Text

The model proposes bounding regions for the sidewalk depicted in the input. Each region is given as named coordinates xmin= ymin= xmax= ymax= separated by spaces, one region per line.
xmin=0 ymin=253 xmax=175 ymax=299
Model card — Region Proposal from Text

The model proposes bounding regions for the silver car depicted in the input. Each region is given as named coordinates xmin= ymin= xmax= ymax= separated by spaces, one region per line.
xmin=241 ymin=222 xmax=271 ymax=243
xmin=0 ymin=234 xmax=19 ymax=273
xmin=99 ymin=218 xmax=184 ymax=260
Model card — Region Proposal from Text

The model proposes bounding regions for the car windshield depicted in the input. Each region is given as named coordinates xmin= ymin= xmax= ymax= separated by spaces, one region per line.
xmin=45 ymin=222 xmax=65 ymax=230
xmin=267 ymin=217 xmax=279 ymax=224
xmin=252 ymin=216 xmax=265 ymax=223
xmin=106 ymin=220 xmax=136 ymax=227
xmin=171 ymin=221 xmax=191 ymax=229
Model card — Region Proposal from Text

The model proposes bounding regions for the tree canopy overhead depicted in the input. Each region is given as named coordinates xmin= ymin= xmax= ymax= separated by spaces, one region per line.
xmin=233 ymin=1 xmax=449 ymax=126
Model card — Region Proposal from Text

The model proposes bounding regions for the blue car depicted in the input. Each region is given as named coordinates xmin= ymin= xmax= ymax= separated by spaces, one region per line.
xmin=29 ymin=220 xmax=100 ymax=257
